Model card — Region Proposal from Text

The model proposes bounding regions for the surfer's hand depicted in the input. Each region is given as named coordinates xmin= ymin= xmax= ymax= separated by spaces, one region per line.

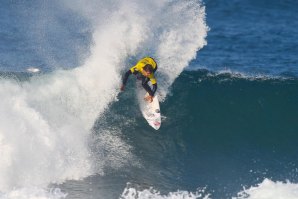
xmin=120 ymin=84 xmax=125 ymax=91
xmin=145 ymin=95 xmax=153 ymax=103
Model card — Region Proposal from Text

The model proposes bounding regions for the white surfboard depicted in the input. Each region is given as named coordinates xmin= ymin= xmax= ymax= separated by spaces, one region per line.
xmin=140 ymin=93 xmax=161 ymax=130
xmin=139 ymin=92 xmax=161 ymax=130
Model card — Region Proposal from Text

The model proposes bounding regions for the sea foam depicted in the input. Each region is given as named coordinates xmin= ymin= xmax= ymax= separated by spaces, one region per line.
xmin=0 ymin=0 xmax=208 ymax=196
xmin=120 ymin=179 xmax=298 ymax=199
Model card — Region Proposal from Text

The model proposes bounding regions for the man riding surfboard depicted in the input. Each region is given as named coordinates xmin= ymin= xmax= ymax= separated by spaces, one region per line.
xmin=121 ymin=57 xmax=158 ymax=103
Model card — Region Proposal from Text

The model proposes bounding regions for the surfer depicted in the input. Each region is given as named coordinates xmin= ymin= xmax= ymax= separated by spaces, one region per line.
xmin=121 ymin=57 xmax=157 ymax=103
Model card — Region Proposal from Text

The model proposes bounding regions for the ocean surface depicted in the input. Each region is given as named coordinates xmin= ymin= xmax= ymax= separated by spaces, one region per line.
xmin=0 ymin=0 xmax=298 ymax=199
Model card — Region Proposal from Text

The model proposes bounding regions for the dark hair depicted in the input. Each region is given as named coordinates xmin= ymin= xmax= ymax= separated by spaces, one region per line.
xmin=143 ymin=64 xmax=153 ymax=73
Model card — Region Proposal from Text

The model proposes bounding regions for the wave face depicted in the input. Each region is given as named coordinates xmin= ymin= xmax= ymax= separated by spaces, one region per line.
xmin=0 ymin=0 xmax=208 ymax=198
xmin=82 ymin=70 xmax=298 ymax=199
xmin=163 ymin=70 xmax=298 ymax=197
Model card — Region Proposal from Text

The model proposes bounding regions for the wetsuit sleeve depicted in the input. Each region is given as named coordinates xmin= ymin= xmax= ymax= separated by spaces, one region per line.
xmin=144 ymin=72 xmax=157 ymax=96
xmin=142 ymin=82 xmax=157 ymax=97
xmin=151 ymin=83 xmax=157 ymax=96
xmin=122 ymin=70 xmax=132 ymax=85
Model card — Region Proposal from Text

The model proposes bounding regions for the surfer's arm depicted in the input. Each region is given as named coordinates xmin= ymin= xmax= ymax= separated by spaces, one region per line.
xmin=143 ymin=83 xmax=156 ymax=103
xmin=142 ymin=82 xmax=157 ymax=97
xmin=151 ymin=83 xmax=157 ymax=96
xmin=122 ymin=70 xmax=132 ymax=86
xmin=121 ymin=70 xmax=132 ymax=91
xmin=122 ymin=65 xmax=140 ymax=85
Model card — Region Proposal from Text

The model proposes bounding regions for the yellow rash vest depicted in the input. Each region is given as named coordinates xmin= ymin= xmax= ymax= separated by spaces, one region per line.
xmin=129 ymin=57 xmax=157 ymax=84
xmin=122 ymin=57 xmax=158 ymax=96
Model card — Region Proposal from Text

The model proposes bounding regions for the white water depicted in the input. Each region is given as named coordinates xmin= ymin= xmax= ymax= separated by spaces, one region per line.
xmin=234 ymin=179 xmax=298 ymax=199
xmin=1 ymin=179 xmax=297 ymax=199
xmin=0 ymin=0 xmax=207 ymax=198
xmin=0 ymin=188 xmax=67 ymax=199
xmin=120 ymin=187 xmax=210 ymax=199
xmin=120 ymin=179 xmax=298 ymax=199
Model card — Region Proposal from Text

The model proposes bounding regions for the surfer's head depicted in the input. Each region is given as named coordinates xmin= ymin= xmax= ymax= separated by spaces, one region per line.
xmin=143 ymin=64 xmax=153 ymax=77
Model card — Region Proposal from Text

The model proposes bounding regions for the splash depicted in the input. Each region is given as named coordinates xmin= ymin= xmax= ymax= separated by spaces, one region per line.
xmin=0 ymin=0 xmax=208 ymax=195
xmin=120 ymin=185 xmax=210 ymax=199
xmin=0 ymin=187 xmax=67 ymax=199
xmin=234 ymin=179 xmax=298 ymax=199
xmin=64 ymin=0 xmax=208 ymax=100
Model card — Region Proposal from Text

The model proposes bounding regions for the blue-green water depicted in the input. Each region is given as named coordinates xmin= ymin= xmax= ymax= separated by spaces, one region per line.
xmin=87 ymin=70 xmax=298 ymax=198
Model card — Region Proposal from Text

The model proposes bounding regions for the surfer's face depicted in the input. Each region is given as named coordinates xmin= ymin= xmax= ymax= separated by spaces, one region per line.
xmin=142 ymin=70 xmax=152 ymax=77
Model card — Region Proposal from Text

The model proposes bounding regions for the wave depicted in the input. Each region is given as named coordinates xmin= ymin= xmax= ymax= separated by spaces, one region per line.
xmin=0 ymin=188 xmax=67 ymax=199
xmin=119 ymin=179 xmax=298 ymax=199
xmin=0 ymin=0 xmax=208 ymax=196
xmin=0 ymin=179 xmax=298 ymax=199
xmin=92 ymin=69 xmax=298 ymax=199
xmin=1 ymin=66 xmax=297 ymax=198
xmin=235 ymin=179 xmax=298 ymax=199
xmin=120 ymin=185 xmax=210 ymax=199
xmin=1 ymin=178 xmax=298 ymax=199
